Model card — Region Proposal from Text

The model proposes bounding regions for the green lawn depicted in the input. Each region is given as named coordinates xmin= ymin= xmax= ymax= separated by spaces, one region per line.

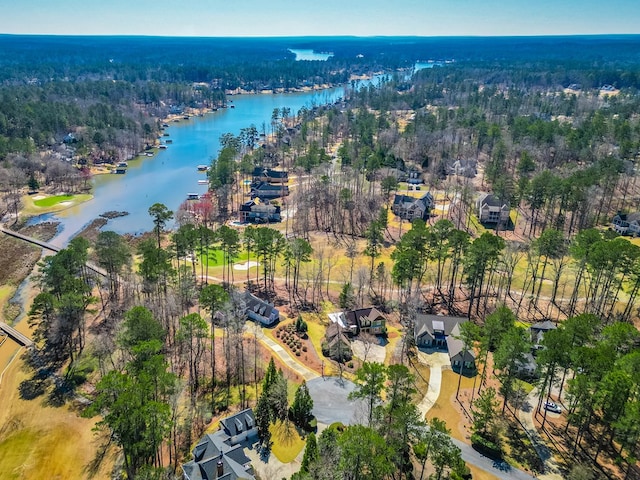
xmin=269 ymin=420 xmax=305 ymax=463
xmin=33 ymin=194 xmax=75 ymax=207
xmin=198 ymin=249 xmax=252 ymax=268
xmin=23 ymin=193 xmax=92 ymax=215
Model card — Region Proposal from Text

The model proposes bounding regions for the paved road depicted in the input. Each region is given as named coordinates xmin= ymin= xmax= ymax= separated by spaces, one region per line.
xmin=306 ymin=377 xmax=366 ymax=425
xmin=452 ymin=438 xmax=537 ymax=480
xmin=417 ymin=350 xmax=537 ymax=480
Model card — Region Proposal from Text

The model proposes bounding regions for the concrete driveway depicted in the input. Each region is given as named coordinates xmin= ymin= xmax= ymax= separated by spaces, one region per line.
xmin=306 ymin=376 xmax=367 ymax=425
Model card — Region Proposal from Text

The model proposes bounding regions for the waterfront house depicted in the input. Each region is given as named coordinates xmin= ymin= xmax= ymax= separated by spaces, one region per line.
xmin=391 ymin=192 xmax=435 ymax=221
xmin=414 ymin=314 xmax=476 ymax=371
xmin=182 ymin=409 xmax=257 ymax=480
xmin=476 ymin=193 xmax=510 ymax=224
xmin=252 ymin=167 xmax=289 ymax=184
xmin=250 ymin=182 xmax=289 ymax=200
xmin=240 ymin=200 xmax=281 ymax=224
xmin=244 ymin=291 xmax=279 ymax=327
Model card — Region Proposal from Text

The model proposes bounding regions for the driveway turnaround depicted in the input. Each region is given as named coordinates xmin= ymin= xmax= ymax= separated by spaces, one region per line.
xmin=306 ymin=376 xmax=366 ymax=425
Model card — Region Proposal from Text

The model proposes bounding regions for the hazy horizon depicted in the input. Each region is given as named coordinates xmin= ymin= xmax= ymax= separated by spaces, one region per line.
xmin=2 ymin=0 xmax=639 ymax=37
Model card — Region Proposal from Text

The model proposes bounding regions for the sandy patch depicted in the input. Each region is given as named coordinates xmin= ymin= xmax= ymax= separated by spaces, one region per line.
xmin=32 ymin=195 xmax=46 ymax=200
xmin=58 ymin=201 xmax=73 ymax=206
xmin=351 ymin=339 xmax=387 ymax=363
xmin=233 ymin=261 xmax=259 ymax=271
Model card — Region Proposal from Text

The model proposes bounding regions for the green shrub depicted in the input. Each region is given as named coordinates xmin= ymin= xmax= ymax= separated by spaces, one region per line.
xmin=470 ymin=433 xmax=502 ymax=459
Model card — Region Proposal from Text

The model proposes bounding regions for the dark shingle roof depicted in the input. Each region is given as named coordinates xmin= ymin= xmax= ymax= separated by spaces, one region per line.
xmin=414 ymin=314 xmax=467 ymax=340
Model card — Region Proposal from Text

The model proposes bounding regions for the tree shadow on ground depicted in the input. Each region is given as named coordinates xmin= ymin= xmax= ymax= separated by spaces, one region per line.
xmin=505 ymin=418 xmax=544 ymax=474
xmin=18 ymin=376 xmax=48 ymax=399
xmin=83 ymin=432 xmax=113 ymax=479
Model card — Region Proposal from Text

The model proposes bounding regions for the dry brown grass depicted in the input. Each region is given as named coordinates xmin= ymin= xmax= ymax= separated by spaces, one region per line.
xmin=0 ymin=356 xmax=115 ymax=480
xmin=425 ymin=369 xmax=477 ymax=442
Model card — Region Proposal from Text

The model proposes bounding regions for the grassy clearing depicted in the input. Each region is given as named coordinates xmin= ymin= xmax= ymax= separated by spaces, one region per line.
xmin=33 ymin=194 xmax=75 ymax=207
xmin=269 ymin=420 xmax=305 ymax=463
xmin=514 ymin=378 xmax=535 ymax=394
xmin=22 ymin=193 xmax=93 ymax=215
xmin=0 ymin=285 xmax=15 ymax=323
xmin=0 ymin=358 xmax=114 ymax=480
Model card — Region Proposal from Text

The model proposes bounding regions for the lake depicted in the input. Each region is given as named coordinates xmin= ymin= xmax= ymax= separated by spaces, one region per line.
xmin=289 ymin=49 xmax=334 ymax=61
xmin=42 ymin=85 xmax=352 ymax=246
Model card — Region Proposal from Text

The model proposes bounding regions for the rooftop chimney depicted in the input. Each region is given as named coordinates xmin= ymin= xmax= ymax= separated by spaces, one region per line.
xmin=216 ymin=460 xmax=224 ymax=477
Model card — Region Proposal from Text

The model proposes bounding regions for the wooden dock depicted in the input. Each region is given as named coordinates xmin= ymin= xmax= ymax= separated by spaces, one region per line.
xmin=0 ymin=322 xmax=33 ymax=347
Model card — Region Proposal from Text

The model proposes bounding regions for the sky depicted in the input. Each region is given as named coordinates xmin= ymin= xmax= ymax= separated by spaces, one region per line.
xmin=1 ymin=0 xmax=639 ymax=37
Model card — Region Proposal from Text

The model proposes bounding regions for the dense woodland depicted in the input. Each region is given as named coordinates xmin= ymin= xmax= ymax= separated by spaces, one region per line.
xmin=3 ymin=35 xmax=640 ymax=479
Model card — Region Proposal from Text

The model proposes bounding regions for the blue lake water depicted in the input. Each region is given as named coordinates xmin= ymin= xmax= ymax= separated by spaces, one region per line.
xmin=41 ymin=68 xmax=439 ymax=246
xmin=45 ymin=85 xmax=352 ymax=246
xmin=289 ymin=49 xmax=334 ymax=61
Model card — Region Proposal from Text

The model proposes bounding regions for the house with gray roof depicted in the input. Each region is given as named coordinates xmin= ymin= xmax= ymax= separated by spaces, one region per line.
xmin=239 ymin=200 xmax=281 ymax=224
xmin=182 ymin=409 xmax=257 ymax=480
xmin=252 ymin=167 xmax=288 ymax=184
xmin=329 ymin=307 xmax=387 ymax=336
xmin=530 ymin=319 xmax=557 ymax=351
xmin=414 ymin=314 xmax=476 ymax=371
xmin=250 ymin=182 xmax=289 ymax=200
xmin=243 ymin=291 xmax=280 ymax=327
xmin=391 ymin=192 xmax=435 ymax=221
xmin=612 ymin=212 xmax=640 ymax=236
xmin=476 ymin=193 xmax=510 ymax=224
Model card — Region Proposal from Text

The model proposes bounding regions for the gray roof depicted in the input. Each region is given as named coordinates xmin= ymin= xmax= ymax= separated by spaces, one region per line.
xmin=221 ymin=410 xmax=256 ymax=438
xmin=244 ymin=292 xmax=278 ymax=323
xmin=446 ymin=323 xmax=477 ymax=362
xmin=252 ymin=167 xmax=288 ymax=179
xmin=477 ymin=193 xmax=507 ymax=208
xmin=615 ymin=212 xmax=640 ymax=223
xmin=530 ymin=320 xmax=557 ymax=332
xmin=392 ymin=192 xmax=434 ymax=210
xmin=183 ymin=433 xmax=253 ymax=480
xmin=414 ymin=314 xmax=467 ymax=342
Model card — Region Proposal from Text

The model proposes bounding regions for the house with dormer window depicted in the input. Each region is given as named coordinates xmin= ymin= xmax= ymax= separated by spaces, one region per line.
xmin=414 ymin=314 xmax=476 ymax=371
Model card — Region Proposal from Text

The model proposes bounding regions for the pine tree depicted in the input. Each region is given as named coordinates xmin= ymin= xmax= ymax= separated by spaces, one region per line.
xmin=262 ymin=357 xmax=277 ymax=393
xmin=255 ymin=391 xmax=271 ymax=444
xmin=290 ymin=380 xmax=314 ymax=427
xmin=295 ymin=314 xmax=308 ymax=334
xmin=300 ymin=432 xmax=318 ymax=473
